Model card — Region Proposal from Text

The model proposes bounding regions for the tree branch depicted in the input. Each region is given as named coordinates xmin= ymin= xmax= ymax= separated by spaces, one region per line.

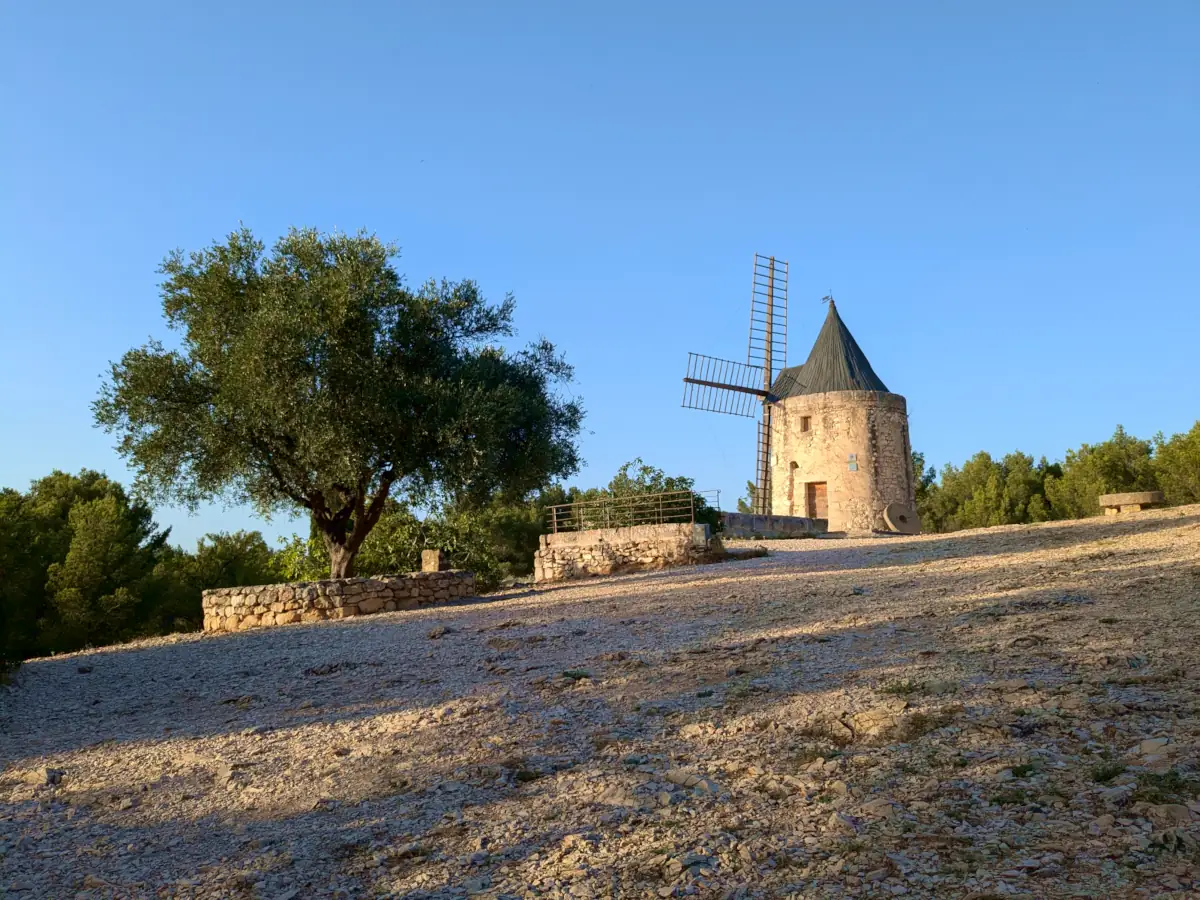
xmin=246 ymin=436 xmax=313 ymax=512
xmin=347 ymin=469 xmax=396 ymax=553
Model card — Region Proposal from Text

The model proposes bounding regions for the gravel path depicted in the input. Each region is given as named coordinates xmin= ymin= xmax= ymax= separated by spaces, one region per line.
xmin=3 ymin=506 xmax=1199 ymax=899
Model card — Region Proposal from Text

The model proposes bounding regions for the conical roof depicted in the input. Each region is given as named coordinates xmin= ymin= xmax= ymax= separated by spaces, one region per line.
xmin=771 ymin=300 xmax=888 ymax=398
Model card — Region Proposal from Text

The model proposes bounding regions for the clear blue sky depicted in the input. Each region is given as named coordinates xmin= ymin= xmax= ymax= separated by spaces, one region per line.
xmin=2 ymin=2 xmax=1197 ymax=547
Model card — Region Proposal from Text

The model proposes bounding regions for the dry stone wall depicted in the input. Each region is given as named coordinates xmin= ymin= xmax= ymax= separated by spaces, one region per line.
xmin=201 ymin=571 xmax=476 ymax=634
xmin=534 ymin=523 xmax=712 ymax=584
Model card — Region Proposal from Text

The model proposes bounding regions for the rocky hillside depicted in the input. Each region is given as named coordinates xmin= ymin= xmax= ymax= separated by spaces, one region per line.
xmin=2 ymin=506 xmax=1199 ymax=898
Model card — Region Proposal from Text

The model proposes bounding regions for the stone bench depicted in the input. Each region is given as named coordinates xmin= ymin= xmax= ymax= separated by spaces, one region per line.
xmin=1099 ymin=491 xmax=1165 ymax=516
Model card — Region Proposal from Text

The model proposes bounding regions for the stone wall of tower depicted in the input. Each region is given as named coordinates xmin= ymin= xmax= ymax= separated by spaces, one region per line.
xmin=769 ymin=391 xmax=915 ymax=533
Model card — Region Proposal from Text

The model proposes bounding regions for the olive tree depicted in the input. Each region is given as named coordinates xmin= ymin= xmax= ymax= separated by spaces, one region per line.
xmin=96 ymin=227 xmax=582 ymax=577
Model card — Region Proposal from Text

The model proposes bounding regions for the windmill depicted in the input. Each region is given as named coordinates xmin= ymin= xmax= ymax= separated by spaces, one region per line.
xmin=682 ymin=254 xmax=797 ymax=515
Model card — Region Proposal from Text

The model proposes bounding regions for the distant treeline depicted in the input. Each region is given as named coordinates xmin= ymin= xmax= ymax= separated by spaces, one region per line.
xmin=0 ymin=471 xmax=280 ymax=671
xmin=0 ymin=460 xmax=709 ymax=669
xmin=4 ymin=426 xmax=1194 ymax=670
xmin=915 ymin=422 xmax=1200 ymax=533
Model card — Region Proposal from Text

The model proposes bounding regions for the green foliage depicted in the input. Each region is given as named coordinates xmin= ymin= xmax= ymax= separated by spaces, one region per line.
xmin=0 ymin=470 xmax=284 ymax=664
xmin=912 ymin=452 xmax=936 ymax=504
xmin=359 ymin=498 xmax=547 ymax=589
xmin=567 ymin=457 xmax=722 ymax=532
xmin=918 ymin=451 xmax=1057 ymax=533
xmin=1091 ymin=762 xmax=1127 ymax=784
xmin=0 ymin=488 xmax=36 ymax=670
xmin=1153 ymin=421 xmax=1200 ymax=505
xmin=43 ymin=492 xmax=169 ymax=650
xmin=736 ymin=481 xmax=757 ymax=514
xmin=916 ymin=422 xmax=1200 ymax=534
xmin=880 ymin=678 xmax=928 ymax=696
xmin=95 ymin=226 xmax=582 ymax=577
xmin=1043 ymin=426 xmax=1158 ymax=519
xmin=276 ymin=498 xmax=545 ymax=591
xmin=0 ymin=471 xmax=165 ymax=658
xmin=152 ymin=531 xmax=284 ymax=631
xmin=170 ymin=530 xmax=282 ymax=590
xmin=1131 ymin=769 xmax=1200 ymax=804
xmin=277 ymin=457 xmax=717 ymax=591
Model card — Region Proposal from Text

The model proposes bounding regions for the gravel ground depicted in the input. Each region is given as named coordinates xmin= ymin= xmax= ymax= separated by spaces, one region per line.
xmin=3 ymin=506 xmax=1200 ymax=899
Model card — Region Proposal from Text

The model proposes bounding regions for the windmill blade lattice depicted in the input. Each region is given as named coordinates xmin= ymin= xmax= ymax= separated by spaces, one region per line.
xmin=681 ymin=353 xmax=768 ymax=418
xmin=747 ymin=255 xmax=787 ymax=514
xmin=680 ymin=253 xmax=789 ymax=517
xmin=747 ymin=254 xmax=788 ymax=386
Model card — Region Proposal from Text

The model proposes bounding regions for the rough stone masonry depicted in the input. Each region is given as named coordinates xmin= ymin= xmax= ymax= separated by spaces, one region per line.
xmin=201 ymin=571 xmax=476 ymax=633
xmin=533 ymin=522 xmax=713 ymax=584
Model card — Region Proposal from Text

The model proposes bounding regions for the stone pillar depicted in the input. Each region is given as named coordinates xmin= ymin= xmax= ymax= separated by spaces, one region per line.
xmin=421 ymin=549 xmax=449 ymax=572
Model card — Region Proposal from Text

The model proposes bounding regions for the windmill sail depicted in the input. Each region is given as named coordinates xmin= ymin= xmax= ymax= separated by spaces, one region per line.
xmin=747 ymin=255 xmax=787 ymax=514
xmin=747 ymin=255 xmax=788 ymax=386
xmin=681 ymin=253 xmax=790 ymax=517
xmin=682 ymin=353 xmax=767 ymax=418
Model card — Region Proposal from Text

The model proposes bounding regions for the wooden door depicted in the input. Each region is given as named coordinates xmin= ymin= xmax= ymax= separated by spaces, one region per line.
xmin=806 ymin=482 xmax=828 ymax=519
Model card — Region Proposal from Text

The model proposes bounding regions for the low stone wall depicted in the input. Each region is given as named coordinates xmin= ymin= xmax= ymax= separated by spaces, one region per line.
xmin=721 ymin=511 xmax=826 ymax=539
xmin=533 ymin=523 xmax=712 ymax=584
xmin=201 ymin=571 xmax=476 ymax=633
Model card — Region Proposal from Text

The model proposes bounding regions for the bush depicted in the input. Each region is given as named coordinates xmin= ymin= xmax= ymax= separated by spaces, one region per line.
xmin=0 ymin=603 xmax=14 ymax=676
xmin=0 ymin=471 xmax=170 ymax=658
xmin=563 ymin=457 xmax=722 ymax=534
xmin=1044 ymin=426 xmax=1158 ymax=519
xmin=275 ymin=499 xmax=542 ymax=591
xmin=276 ymin=458 xmax=719 ymax=590
xmin=917 ymin=451 xmax=1056 ymax=533
xmin=1154 ymin=421 xmax=1200 ymax=505
xmin=152 ymin=531 xmax=284 ymax=632
xmin=915 ymin=422 xmax=1197 ymax=534
xmin=0 ymin=469 xmax=285 ymax=663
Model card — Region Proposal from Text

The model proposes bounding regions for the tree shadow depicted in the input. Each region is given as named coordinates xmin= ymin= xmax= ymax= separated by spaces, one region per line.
xmin=3 ymin=507 xmax=1197 ymax=895
xmin=725 ymin=507 xmax=1200 ymax=573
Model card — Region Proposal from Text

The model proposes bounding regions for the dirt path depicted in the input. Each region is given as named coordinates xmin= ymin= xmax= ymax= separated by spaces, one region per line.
xmin=3 ymin=506 xmax=1199 ymax=898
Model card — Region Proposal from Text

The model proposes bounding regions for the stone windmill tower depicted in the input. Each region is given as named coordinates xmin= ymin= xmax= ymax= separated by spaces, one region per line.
xmin=683 ymin=259 xmax=918 ymax=535
xmin=769 ymin=299 xmax=918 ymax=534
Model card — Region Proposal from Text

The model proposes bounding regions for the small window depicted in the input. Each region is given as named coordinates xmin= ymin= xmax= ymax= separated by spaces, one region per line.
xmin=800 ymin=416 xmax=811 ymax=433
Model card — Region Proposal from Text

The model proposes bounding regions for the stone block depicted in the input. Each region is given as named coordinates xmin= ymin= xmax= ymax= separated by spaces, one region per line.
xmin=1099 ymin=491 xmax=1165 ymax=510
xmin=422 ymin=549 xmax=449 ymax=572
xmin=358 ymin=596 xmax=384 ymax=614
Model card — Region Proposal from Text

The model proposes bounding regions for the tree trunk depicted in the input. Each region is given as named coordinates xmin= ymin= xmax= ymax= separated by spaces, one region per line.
xmin=328 ymin=543 xmax=356 ymax=579
xmin=314 ymin=472 xmax=397 ymax=579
